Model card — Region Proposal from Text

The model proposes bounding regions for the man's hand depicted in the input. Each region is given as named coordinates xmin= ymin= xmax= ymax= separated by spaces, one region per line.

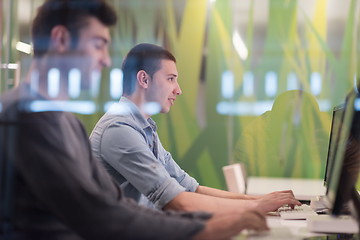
xmin=253 ymin=190 xmax=301 ymax=213
xmin=194 ymin=209 xmax=269 ymax=240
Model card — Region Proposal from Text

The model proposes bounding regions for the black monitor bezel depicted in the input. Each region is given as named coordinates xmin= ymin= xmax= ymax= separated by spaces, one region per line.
xmin=323 ymin=104 xmax=345 ymax=188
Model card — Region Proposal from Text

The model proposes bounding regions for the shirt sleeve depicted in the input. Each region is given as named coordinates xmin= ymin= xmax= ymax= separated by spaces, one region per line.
xmin=100 ymin=121 xmax=190 ymax=209
xmin=16 ymin=111 xmax=206 ymax=240
xmin=158 ymin=140 xmax=199 ymax=192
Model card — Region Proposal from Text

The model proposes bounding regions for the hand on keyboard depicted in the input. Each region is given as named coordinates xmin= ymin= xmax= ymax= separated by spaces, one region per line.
xmin=253 ymin=190 xmax=302 ymax=213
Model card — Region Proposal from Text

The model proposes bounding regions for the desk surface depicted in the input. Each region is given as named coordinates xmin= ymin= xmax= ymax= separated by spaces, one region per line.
xmin=238 ymin=177 xmax=358 ymax=239
xmin=236 ymin=216 xmax=359 ymax=239
xmin=246 ymin=177 xmax=327 ymax=200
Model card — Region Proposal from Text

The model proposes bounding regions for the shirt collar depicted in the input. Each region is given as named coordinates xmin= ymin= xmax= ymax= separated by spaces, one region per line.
xmin=119 ymin=96 xmax=156 ymax=131
xmin=147 ymin=118 xmax=157 ymax=132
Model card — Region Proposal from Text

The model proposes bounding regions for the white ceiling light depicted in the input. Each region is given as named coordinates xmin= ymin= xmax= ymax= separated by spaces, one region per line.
xmin=16 ymin=41 xmax=32 ymax=54
xmin=232 ymin=31 xmax=248 ymax=60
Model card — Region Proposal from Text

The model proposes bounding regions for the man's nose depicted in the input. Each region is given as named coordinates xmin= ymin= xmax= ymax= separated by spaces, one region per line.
xmin=175 ymin=83 xmax=182 ymax=95
xmin=101 ymin=50 xmax=112 ymax=68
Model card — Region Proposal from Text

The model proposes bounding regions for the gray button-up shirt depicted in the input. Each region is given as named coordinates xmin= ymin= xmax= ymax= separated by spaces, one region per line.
xmin=90 ymin=97 xmax=199 ymax=209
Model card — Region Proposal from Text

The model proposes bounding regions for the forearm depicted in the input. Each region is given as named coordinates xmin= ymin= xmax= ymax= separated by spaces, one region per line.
xmin=163 ymin=191 xmax=257 ymax=213
xmin=196 ymin=185 xmax=257 ymax=200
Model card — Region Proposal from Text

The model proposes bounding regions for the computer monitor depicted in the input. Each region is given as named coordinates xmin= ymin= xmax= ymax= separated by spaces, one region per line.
xmin=325 ymin=90 xmax=360 ymax=220
xmin=323 ymin=104 xmax=345 ymax=188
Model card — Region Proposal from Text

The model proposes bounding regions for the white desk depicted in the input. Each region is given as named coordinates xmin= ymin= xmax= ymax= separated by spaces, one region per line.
xmin=246 ymin=177 xmax=327 ymax=200
xmin=235 ymin=216 xmax=335 ymax=239
xmin=236 ymin=177 xmax=358 ymax=239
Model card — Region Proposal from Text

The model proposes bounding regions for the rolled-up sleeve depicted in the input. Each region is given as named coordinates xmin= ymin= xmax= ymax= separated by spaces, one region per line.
xmin=100 ymin=122 xmax=188 ymax=209
xmin=159 ymin=146 xmax=199 ymax=193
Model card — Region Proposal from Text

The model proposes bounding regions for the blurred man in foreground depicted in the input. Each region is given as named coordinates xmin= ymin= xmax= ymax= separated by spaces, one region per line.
xmin=0 ymin=0 xmax=268 ymax=239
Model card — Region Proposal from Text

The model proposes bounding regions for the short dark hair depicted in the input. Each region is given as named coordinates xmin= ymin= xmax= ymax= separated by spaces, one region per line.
xmin=32 ymin=0 xmax=117 ymax=58
xmin=122 ymin=43 xmax=176 ymax=96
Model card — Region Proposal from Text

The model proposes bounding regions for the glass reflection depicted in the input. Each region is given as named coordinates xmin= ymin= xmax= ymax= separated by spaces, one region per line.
xmin=110 ymin=68 xmax=123 ymax=99
xmin=68 ymin=68 xmax=81 ymax=99
xmin=47 ymin=68 xmax=60 ymax=98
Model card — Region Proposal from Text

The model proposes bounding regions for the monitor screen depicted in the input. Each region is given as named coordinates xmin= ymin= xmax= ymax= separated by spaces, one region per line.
xmin=323 ymin=104 xmax=345 ymax=187
xmin=325 ymin=91 xmax=360 ymax=217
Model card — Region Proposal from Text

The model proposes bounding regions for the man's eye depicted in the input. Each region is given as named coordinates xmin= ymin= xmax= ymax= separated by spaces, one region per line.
xmin=94 ymin=43 xmax=104 ymax=50
xmin=93 ymin=39 xmax=106 ymax=49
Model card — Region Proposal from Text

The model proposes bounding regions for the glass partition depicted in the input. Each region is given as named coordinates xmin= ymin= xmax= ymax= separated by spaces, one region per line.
xmin=1 ymin=0 xmax=359 ymax=189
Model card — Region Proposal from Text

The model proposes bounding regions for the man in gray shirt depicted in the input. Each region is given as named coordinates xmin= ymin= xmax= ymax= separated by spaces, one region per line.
xmin=90 ymin=43 xmax=301 ymax=214
xmin=0 ymin=1 xmax=268 ymax=239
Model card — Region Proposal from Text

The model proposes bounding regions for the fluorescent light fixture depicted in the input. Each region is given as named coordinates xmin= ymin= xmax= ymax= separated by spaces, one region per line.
xmin=7 ymin=63 xmax=18 ymax=69
xmin=310 ymin=72 xmax=322 ymax=96
xmin=221 ymin=70 xmax=234 ymax=99
xmin=16 ymin=41 xmax=32 ymax=54
xmin=265 ymin=71 xmax=277 ymax=97
xmin=105 ymin=101 xmax=159 ymax=116
xmin=104 ymin=101 xmax=117 ymax=112
xmin=28 ymin=100 xmax=96 ymax=114
xmin=91 ymin=71 xmax=101 ymax=97
xmin=0 ymin=63 xmax=18 ymax=69
xmin=318 ymin=99 xmax=331 ymax=112
xmin=144 ymin=102 xmax=161 ymax=115
xmin=110 ymin=68 xmax=123 ymax=99
xmin=287 ymin=72 xmax=299 ymax=90
xmin=68 ymin=68 xmax=81 ymax=98
xmin=243 ymin=72 xmax=254 ymax=97
xmin=232 ymin=31 xmax=248 ymax=60
xmin=48 ymin=68 xmax=60 ymax=98
xmin=105 ymin=101 xmax=130 ymax=115
xmin=30 ymin=69 xmax=39 ymax=96
xmin=216 ymin=101 xmax=274 ymax=116
xmin=217 ymin=99 xmax=331 ymax=116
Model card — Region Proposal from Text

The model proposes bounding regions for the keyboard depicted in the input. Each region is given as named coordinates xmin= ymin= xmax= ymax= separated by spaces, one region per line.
xmin=278 ymin=204 xmax=318 ymax=220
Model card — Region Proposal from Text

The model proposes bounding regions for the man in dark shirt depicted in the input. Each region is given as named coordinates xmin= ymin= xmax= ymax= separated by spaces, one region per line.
xmin=0 ymin=0 xmax=268 ymax=239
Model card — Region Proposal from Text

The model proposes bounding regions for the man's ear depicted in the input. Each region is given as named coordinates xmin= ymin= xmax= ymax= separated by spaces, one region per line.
xmin=50 ymin=25 xmax=71 ymax=53
xmin=137 ymin=70 xmax=149 ymax=89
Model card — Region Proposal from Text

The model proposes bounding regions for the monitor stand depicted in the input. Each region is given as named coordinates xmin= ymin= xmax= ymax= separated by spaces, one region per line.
xmin=310 ymin=195 xmax=328 ymax=211
xmin=308 ymin=188 xmax=360 ymax=235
